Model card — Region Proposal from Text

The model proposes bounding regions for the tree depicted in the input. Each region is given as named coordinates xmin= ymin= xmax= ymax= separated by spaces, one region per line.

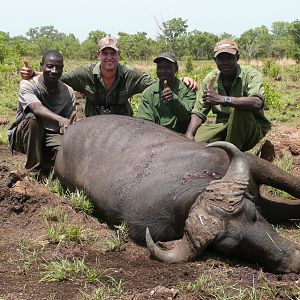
xmin=288 ymin=20 xmax=300 ymax=46
xmin=271 ymin=21 xmax=290 ymax=38
xmin=186 ymin=31 xmax=218 ymax=60
xmin=0 ymin=32 xmax=10 ymax=63
xmin=157 ymin=17 xmax=188 ymax=56
xmin=118 ymin=32 xmax=154 ymax=60
xmin=288 ymin=20 xmax=300 ymax=61
xmin=238 ymin=26 xmax=272 ymax=59
xmin=26 ymin=25 xmax=65 ymax=41
xmin=55 ymin=34 xmax=81 ymax=58
xmin=81 ymin=30 xmax=106 ymax=60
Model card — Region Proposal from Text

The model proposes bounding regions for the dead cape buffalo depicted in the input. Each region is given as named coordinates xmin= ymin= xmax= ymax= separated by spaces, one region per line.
xmin=54 ymin=115 xmax=300 ymax=273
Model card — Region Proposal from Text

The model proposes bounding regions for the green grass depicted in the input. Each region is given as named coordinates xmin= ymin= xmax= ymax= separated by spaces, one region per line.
xmin=40 ymin=257 xmax=125 ymax=298
xmin=8 ymin=238 xmax=45 ymax=274
xmin=42 ymin=175 xmax=65 ymax=195
xmin=0 ymin=126 xmax=8 ymax=144
xmin=101 ymin=222 xmax=129 ymax=252
xmin=43 ymin=207 xmax=67 ymax=222
xmin=178 ymin=268 xmax=288 ymax=299
xmin=68 ymin=189 xmax=94 ymax=215
xmin=267 ymin=155 xmax=295 ymax=199
xmin=46 ymin=222 xmax=85 ymax=244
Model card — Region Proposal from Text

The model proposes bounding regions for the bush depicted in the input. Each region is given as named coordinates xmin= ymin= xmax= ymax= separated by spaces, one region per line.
xmin=185 ymin=56 xmax=194 ymax=74
xmin=263 ymin=80 xmax=285 ymax=110
xmin=262 ymin=59 xmax=281 ymax=79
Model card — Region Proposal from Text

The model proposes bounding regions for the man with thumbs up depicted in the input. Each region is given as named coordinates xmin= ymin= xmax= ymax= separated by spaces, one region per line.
xmin=137 ymin=52 xmax=196 ymax=133
xmin=8 ymin=50 xmax=76 ymax=176
xmin=185 ymin=39 xmax=271 ymax=151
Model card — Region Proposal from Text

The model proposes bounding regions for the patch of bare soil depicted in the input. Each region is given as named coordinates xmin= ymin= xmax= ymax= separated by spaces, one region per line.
xmin=0 ymin=126 xmax=300 ymax=299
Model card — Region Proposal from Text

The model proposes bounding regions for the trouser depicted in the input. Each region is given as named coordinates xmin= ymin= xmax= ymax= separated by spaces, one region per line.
xmin=195 ymin=109 xmax=270 ymax=151
xmin=10 ymin=113 xmax=63 ymax=172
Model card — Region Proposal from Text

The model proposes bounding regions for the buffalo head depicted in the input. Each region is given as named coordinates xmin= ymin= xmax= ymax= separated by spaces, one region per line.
xmin=146 ymin=141 xmax=300 ymax=273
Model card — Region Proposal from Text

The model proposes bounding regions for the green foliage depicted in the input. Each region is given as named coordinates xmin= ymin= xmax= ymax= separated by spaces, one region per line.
xmin=262 ymin=59 xmax=281 ymax=78
xmin=42 ymin=175 xmax=64 ymax=195
xmin=129 ymin=94 xmax=142 ymax=116
xmin=68 ymin=189 xmax=94 ymax=215
xmin=267 ymin=156 xmax=295 ymax=199
xmin=101 ymin=223 xmax=129 ymax=252
xmin=263 ymin=80 xmax=285 ymax=110
xmin=186 ymin=31 xmax=218 ymax=60
xmin=118 ymin=32 xmax=154 ymax=60
xmin=16 ymin=238 xmax=45 ymax=272
xmin=285 ymin=64 xmax=300 ymax=81
xmin=46 ymin=222 xmax=85 ymax=244
xmin=0 ymin=126 xmax=8 ymax=145
xmin=81 ymin=30 xmax=106 ymax=60
xmin=43 ymin=207 xmax=66 ymax=222
xmin=158 ymin=17 xmax=188 ymax=56
xmin=185 ymin=55 xmax=194 ymax=73
xmin=1 ymin=19 xmax=300 ymax=62
xmin=238 ymin=26 xmax=272 ymax=59
xmin=178 ymin=269 xmax=280 ymax=299
xmin=288 ymin=19 xmax=300 ymax=47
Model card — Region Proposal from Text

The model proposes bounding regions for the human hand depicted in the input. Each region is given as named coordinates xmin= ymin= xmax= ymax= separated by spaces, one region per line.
xmin=59 ymin=112 xmax=76 ymax=134
xmin=20 ymin=57 xmax=35 ymax=80
xmin=202 ymin=84 xmax=223 ymax=106
xmin=161 ymin=80 xmax=174 ymax=103
xmin=181 ymin=77 xmax=198 ymax=92
xmin=185 ymin=132 xmax=195 ymax=140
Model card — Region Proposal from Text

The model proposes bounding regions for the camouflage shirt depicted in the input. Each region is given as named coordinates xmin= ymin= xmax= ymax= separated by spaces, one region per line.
xmin=60 ymin=62 xmax=155 ymax=117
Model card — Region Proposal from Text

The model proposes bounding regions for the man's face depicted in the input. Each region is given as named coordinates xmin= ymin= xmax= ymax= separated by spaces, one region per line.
xmin=215 ymin=53 xmax=238 ymax=77
xmin=41 ymin=57 xmax=63 ymax=83
xmin=98 ymin=48 xmax=120 ymax=72
xmin=156 ymin=59 xmax=177 ymax=84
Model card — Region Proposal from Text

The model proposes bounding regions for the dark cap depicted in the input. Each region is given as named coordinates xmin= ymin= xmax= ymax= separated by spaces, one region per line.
xmin=213 ymin=39 xmax=239 ymax=57
xmin=154 ymin=52 xmax=178 ymax=64
xmin=98 ymin=35 xmax=120 ymax=52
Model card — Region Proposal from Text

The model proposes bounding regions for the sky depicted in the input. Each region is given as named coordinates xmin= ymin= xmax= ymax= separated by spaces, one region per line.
xmin=1 ymin=0 xmax=299 ymax=42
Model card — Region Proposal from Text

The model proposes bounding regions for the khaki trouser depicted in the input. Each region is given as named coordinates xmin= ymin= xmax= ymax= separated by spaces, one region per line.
xmin=195 ymin=109 xmax=270 ymax=151
xmin=10 ymin=113 xmax=63 ymax=172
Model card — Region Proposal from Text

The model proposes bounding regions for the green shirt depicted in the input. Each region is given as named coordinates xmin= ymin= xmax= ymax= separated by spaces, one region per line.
xmin=137 ymin=79 xmax=196 ymax=133
xmin=192 ymin=64 xmax=271 ymax=128
xmin=60 ymin=62 xmax=155 ymax=117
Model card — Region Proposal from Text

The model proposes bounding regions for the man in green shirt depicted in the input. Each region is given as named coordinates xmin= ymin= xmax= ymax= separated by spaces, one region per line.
xmin=138 ymin=52 xmax=195 ymax=133
xmin=185 ymin=39 xmax=272 ymax=151
xmin=21 ymin=35 xmax=197 ymax=117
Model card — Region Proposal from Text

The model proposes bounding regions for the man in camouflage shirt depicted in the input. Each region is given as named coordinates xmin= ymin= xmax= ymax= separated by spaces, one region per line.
xmin=185 ymin=39 xmax=271 ymax=151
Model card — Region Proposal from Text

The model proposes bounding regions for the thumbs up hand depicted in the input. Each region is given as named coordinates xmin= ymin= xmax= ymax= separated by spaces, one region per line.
xmin=161 ymin=79 xmax=174 ymax=104
xmin=20 ymin=57 xmax=35 ymax=80
xmin=163 ymin=80 xmax=168 ymax=89
xmin=23 ymin=57 xmax=30 ymax=68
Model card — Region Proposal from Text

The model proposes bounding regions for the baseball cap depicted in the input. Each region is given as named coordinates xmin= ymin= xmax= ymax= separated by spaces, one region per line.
xmin=154 ymin=52 xmax=178 ymax=64
xmin=213 ymin=39 xmax=239 ymax=57
xmin=98 ymin=35 xmax=120 ymax=52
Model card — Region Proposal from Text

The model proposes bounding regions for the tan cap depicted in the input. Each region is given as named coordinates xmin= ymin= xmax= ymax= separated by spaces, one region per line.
xmin=98 ymin=35 xmax=120 ymax=52
xmin=213 ymin=39 xmax=239 ymax=57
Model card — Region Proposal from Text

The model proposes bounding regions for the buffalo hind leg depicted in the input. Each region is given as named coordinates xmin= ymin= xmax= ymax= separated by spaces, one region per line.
xmin=257 ymin=195 xmax=300 ymax=223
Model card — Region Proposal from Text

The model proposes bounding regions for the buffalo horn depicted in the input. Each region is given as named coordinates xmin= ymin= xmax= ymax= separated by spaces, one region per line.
xmin=146 ymin=228 xmax=198 ymax=262
xmin=207 ymin=141 xmax=250 ymax=181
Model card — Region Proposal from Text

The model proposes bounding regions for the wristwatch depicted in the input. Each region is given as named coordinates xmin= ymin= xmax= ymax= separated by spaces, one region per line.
xmin=223 ymin=96 xmax=232 ymax=106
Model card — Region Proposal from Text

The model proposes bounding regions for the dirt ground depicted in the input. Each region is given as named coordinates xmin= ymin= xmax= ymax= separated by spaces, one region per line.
xmin=0 ymin=125 xmax=300 ymax=300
